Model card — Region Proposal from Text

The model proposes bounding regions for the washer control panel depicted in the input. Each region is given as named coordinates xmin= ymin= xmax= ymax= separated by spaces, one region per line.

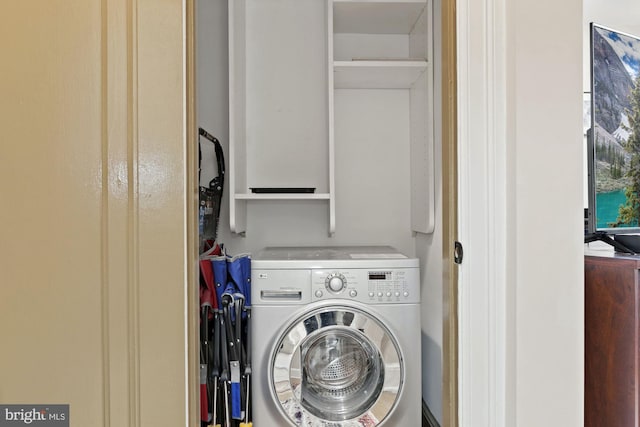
xmin=311 ymin=268 xmax=419 ymax=304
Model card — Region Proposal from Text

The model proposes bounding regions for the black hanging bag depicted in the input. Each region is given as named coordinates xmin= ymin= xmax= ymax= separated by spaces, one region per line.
xmin=198 ymin=128 xmax=225 ymax=253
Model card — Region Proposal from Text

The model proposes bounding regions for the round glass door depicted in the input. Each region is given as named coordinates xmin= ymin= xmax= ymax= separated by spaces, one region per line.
xmin=271 ymin=306 xmax=403 ymax=426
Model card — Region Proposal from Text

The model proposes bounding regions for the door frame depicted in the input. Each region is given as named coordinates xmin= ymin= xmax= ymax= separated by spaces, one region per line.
xmin=455 ymin=0 xmax=510 ymax=425
xmin=441 ymin=0 xmax=459 ymax=425
xmin=186 ymin=0 xmax=200 ymax=425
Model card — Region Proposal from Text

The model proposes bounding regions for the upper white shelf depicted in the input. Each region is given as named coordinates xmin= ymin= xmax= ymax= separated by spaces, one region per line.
xmin=333 ymin=1 xmax=428 ymax=35
xmin=234 ymin=193 xmax=332 ymax=200
xmin=334 ymin=60 xmax=428 ymax=88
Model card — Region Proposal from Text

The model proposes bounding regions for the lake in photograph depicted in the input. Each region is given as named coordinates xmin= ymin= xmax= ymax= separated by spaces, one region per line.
xmin=597 ymin=189 xmax=630 ymax=228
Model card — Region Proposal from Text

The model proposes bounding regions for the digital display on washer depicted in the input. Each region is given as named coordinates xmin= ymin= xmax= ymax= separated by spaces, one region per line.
xmin=369 ymin=271 xmax=391 ymax=280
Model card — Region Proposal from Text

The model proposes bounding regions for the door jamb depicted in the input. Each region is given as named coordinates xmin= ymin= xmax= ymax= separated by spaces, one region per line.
xmin=456 ymin=0 xmax=509 ymax=425
xmin=441 ymin=0 xmax=459 ymax=425
xmin=186 ymin=0 xmax=199 ymax=425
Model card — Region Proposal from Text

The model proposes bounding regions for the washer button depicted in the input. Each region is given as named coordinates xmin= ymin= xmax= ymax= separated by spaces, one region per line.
xmin=395 ymin=291 xmax=401 ymax=297
xmin=377 ymin=292 xmax=383 ymax=297
xmin=349 ymin=290 xmax=357 ymax=298
xmin=369 ymin=292 xmax=375 ymax=298
xmin=403 ymin=291 xmax=410 ymax=297
xmin=315 ymin=290 xmax=323 ymax=298
xmin=386 ymin=292 xmax=392 ymax=297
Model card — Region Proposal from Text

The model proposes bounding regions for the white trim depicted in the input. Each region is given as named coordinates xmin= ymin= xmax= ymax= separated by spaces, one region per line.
xmin=456 ymin=0 xmax=509 ymax=425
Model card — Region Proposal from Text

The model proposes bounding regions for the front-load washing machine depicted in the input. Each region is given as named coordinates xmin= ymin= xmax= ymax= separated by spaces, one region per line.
xmin=251 ymin=246 xmax=421 ymax=426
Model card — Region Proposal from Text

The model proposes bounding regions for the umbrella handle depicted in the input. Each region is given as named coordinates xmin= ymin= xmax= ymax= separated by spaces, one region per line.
xmin=223 ymin=303 xmax=238 ymax=360
xmin=211 ymin=311 xmax=221 ymax=375
xmin=243 ymin=307 xmax=252 ymax=425
xmin=231 ymin=361 xmax=242 ymax=419
xmin=219 ymin=313 xmax=230 ymax=381
xmin=201 ymin=306 xmax=209 ymax=364
xmin=208 ymin=311 xmax=220 ymax=424
xmin=235 ymin=301 xmax=243 ymax=360
xmin=244 ymin=307 xmax=251 ymax=374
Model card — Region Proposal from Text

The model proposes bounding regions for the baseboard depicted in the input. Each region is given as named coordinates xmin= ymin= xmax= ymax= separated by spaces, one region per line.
xmin=422 ymin=399 xmax=441 ymax=427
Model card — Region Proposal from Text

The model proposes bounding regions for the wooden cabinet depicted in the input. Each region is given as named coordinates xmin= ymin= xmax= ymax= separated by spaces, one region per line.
xmin=585 ymin=253 xmax=640 ymax=427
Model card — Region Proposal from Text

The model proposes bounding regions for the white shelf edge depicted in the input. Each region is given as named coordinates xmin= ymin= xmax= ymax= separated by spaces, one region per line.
xmin=334 ymin=0 xmax=426 ymax=3
xmin=334 ymin=60 xmax=428 ymax=68
xmin=234 ymin=193 xmax=332 ymax=200
xmin=333 ymin=60 xmax=429 ymax=88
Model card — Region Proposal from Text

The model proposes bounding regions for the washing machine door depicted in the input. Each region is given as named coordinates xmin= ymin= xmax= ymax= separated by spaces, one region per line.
xmin=271 ymin=305 xmax=403 ymax=426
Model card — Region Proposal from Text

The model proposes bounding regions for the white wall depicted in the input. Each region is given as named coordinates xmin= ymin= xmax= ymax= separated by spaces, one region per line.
xmin=458 ymin=0 xmax=585 ymax=423
xmin=508 ymin=0 xmax=584 ymax=425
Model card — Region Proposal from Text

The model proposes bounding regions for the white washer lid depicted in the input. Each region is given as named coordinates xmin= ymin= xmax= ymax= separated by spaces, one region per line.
xmin=254 ymin=245 xmax=408 ymax=261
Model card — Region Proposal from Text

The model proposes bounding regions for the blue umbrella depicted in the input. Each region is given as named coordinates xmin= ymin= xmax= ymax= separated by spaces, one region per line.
xmin=211 ymin=256 xmax=227 ymax=311
xmin=225 ymin=253 xmax=251 ymax=421
xmin=227 ymin=253 xmax=251 ymax=308
xmin=211 ymin=252 xmax=252 ymax=423
xmin=210 ymin=255 xmax=228 ymax=426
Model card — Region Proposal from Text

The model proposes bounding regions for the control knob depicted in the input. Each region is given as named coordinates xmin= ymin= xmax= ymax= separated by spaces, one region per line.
xmin=326 ymin=273 xmax=346 ymax=293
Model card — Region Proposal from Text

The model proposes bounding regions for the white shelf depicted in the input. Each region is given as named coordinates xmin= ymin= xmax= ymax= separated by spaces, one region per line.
xmin=329 ymin=0 xmax=435 ymax=235
xmin=227 ymin=0 xmax=431 ymax=237
xmin=333 ymin=1 xmax=427 ymax=35
xmin=334 ymin=60 xmax=428 ymax=88
xmin=235 ymin=193 xmax=332 ymax=200
xmin=229 ymin=0 xmax=335 ymax=236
